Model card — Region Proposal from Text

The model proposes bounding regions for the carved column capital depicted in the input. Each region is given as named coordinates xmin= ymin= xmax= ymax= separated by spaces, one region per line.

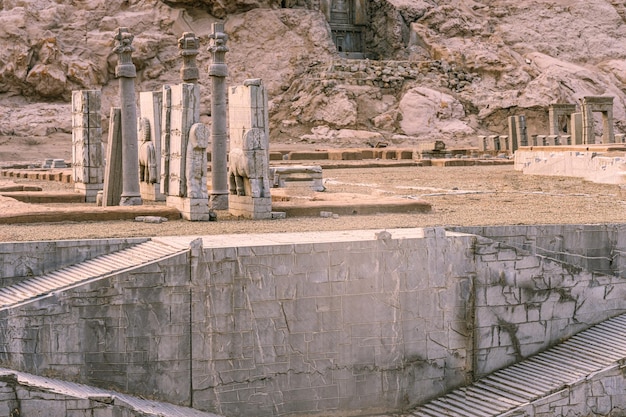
xmin=208 ymin=23 xmax=229 ymax=78
xmin=178 ymin=32 xmax=200 ymax=83
xmin=113 ymin=27 xmax=136 ymax=78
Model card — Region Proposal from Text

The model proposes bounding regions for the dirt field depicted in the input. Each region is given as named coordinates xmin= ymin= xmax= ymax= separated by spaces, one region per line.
xmin=2 ymin=162 xmax=626 ymax=242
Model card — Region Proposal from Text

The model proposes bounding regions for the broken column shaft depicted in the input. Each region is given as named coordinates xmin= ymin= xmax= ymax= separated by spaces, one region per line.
xmin=114 ymin=27 xmax=142 ymax=206
xmin=208 ymin=22 xmax=229 ymax=210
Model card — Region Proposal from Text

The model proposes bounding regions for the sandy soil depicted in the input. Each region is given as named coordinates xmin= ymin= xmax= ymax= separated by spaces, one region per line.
xmin=2 ymin=160 xmax=626 ymax=242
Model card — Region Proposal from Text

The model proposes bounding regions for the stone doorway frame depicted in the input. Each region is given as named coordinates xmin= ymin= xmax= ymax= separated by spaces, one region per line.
xmin=548 ymin=103 xmax=577 ymax=136
xmin=581 ymin=96 xmax=615 ymax=144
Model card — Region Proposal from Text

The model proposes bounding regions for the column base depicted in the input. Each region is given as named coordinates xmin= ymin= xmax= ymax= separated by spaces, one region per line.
xmin=209 ymin=193 xmax=229 ymax=210
xmin=120 ymin=195 xmax=143 ymax=206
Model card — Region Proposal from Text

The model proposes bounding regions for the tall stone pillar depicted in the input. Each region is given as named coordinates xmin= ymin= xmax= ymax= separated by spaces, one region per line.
xmin=179 ymin=32 xmax=200 ymax=85
xmin=72 ymin=90 xmax=104 ymax=202
xmin=208 ymin=22 xmax=229 ymax=210
xmin=507 ymin=116 xmax=517 ymax=152
xmin=177 ymin=32 xmax=201 ymax=198
xmin=113 ymin=27 xmax=142 ymax=206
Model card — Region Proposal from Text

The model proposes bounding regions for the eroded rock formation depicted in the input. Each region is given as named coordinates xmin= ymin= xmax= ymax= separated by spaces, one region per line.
xmin=1 ymin=0 xmax=626 ymax=149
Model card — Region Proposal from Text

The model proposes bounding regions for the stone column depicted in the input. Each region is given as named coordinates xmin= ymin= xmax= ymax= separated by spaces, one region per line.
xmin=114 ymin=27 xmax=142 ymax=206
xmin=177 ymin=32 xmax=201 ymax=198
xmin=208 ymin=22 xmax=230 ymax=210
xmin=179 ymin=32 xmax=200 ymax=85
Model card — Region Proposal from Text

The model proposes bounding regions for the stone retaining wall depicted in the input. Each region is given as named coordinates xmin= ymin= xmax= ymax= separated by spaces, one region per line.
xmin=453 ymin=224 xmax=626 ymax=278
xmin=0 ymin=250 xmax=192 ymax=406
xmin=471 ymin=233 xmax=626 ymax=377
xmin=0 ymin=238 xmax=148 ymax=286
xmin=1 ymin=227 xmax=626 ymax=416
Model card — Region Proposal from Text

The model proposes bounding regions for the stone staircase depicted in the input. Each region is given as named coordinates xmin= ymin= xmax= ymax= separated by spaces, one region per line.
xmin=406 ymin=313 xmax=626 ymax=416
xmin=0 ymin=239 xmax=189 ymax=310
xmin=0 ymin=367 xmax=221 ymax=417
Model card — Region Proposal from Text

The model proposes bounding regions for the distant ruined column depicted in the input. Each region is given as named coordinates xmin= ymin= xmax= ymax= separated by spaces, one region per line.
xmin=208 ymin=22 xmax=229 ymax=210
xmin=179 ymin=32 xmax=200 ymax=85
xmin=177 ymin=31 xmax=200 ymax=198
xmin=114 ymin=27 xmax=142 ymax=206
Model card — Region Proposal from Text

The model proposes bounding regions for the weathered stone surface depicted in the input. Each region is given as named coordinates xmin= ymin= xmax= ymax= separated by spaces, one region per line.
xmin=3 ymin=227 xmax=626 ymax=416
xmin=3 ymin=1 xmax=626 ymax=153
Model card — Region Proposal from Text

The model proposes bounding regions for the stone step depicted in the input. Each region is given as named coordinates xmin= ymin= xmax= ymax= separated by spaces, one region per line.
xmin=0 ymin=240 xmax=189 ymax=310
xmin=0 ymin=367 xmax=220 ymax=417
xmin=407 ymin=312 xmax=626 ymax=416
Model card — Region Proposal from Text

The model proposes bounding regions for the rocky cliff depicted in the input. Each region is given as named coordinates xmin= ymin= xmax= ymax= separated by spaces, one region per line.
xmin=1 ymin=0 xmax=625 ymax=149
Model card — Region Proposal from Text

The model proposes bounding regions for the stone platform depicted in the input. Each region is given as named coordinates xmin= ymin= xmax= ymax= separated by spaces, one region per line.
xmin=271 ymin=194 xmax=431 ymax=216
xmin=0 ymin=204 xmax=182 ymax=224
xmin=0 ymin=191 xmax=84 ymax=203
xmin=514 ymin=144 xmax=626 ymax=184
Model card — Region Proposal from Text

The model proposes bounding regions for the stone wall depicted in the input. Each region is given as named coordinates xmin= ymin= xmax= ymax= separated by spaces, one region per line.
xmin=471 ymin=234 xmax=626 ymax=377
xmin=2 ymin=227 xmax=626 ymax=416
xmin=514 ymin=148 xmax=626 ymax=185
xmin=0 ymin=238 xmax=148 ymax=285
xmin=453 ymin=224 xmax=626 ymax=278
xmin=0 ymin=250 xmax=193 ymax=406
xmin=191 ymin=228 xmax=475 ymax=416
xmin=304 ymin=59 xmax=477 ymax=91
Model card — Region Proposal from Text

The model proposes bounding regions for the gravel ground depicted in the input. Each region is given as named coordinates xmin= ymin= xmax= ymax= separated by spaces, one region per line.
xmin=1 ymin=164 xmax=626 ymax=242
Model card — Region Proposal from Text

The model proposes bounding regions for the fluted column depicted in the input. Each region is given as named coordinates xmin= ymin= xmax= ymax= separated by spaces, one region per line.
xmin=114 ymin=27 xmax=142 ymax=206
xmin=208 ymin=22 xmax=229 ymax=210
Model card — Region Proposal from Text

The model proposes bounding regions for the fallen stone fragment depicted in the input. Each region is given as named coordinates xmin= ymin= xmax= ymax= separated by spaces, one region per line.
xmin=134 ymin=216 xmax=168 ymax=223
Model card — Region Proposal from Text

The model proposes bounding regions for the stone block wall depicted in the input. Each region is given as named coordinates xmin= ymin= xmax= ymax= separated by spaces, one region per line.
xmin=0 ymin=238 xmax=148 ymax=285
xmin=454 ymin=224 xmax=626 ymax=278
xmin=191 ymin=228 xmax=476 ymax=416
xmin=0 ymin=251 xmax=192 ymax=406
xmin=0 ymin=374 xmax=118 ymax=417
xmin=471 ymin=234 xmax=626 ymax=377
xmin=2 ymin=227 xmax=626 ymax=416
xmin=514 ymin=149 xmax=626 ymax=185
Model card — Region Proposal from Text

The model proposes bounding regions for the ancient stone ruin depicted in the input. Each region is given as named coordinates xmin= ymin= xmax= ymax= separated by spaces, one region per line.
xmin=208 ymin=23 xmax=230 ymax=210
xmin=114 ymin=27 xmax=143 ymax=207
xmin=228 ymin=79 xmax=272 ymax=219
xmin=479 ymin=96 xmax=624 ymax=155
xmin=71 ymin=90 xmax=104 ymax=203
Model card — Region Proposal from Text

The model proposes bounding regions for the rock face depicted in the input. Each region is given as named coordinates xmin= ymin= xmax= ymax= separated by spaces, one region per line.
xmin=1 ymin=0 xmax=626 ymax=149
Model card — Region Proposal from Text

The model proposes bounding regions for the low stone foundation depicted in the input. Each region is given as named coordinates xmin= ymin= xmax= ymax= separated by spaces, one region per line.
xmin=514 ymin=145 xmax=626 ymax=184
